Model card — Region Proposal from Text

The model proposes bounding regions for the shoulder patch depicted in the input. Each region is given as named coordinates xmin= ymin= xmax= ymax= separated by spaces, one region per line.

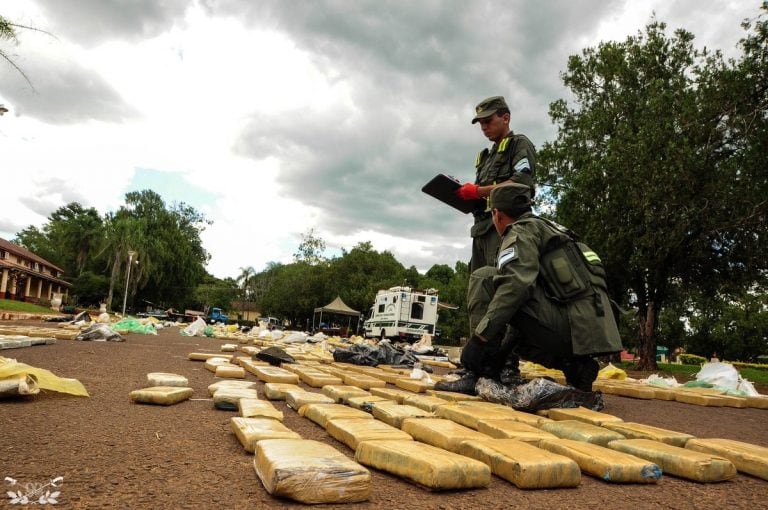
xmin=497 ymin=245 xmax=518 ymax=269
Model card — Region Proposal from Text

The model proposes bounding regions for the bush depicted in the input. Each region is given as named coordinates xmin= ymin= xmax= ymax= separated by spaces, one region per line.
xmin=680 ymin=353 xmax=707 ymax=365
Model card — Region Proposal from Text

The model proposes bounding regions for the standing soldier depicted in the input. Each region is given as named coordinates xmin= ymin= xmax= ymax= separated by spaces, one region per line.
xmin=454 ymin=96 xmax=536 ymax=379
xmin=456 ymin=96 xmax=537 ymax=273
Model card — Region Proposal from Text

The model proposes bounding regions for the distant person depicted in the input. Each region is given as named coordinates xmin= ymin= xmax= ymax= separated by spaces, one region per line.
xmin=436 ymin=183 xmax=623 ymax=395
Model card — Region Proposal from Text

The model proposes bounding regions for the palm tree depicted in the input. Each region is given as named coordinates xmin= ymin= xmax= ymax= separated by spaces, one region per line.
xmin=236 ymin=266 xmax=256 ymax=320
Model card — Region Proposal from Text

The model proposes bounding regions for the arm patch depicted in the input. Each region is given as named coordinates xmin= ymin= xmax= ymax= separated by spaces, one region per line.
xmin=497 ymin=245 xmax=518 ymax=269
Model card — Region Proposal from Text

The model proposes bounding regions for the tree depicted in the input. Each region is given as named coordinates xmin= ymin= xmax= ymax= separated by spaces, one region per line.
xmin=192 ymin=274 xmax=238 ymax=313
xmin=15 ymin=203 xmax=103 ymax=278
xmin=293 ymin=228 xmax=327 ymax=265
xmin=70 ymin=271 xmax=109 ymax=308
xmin=327 ymin=241 xmax=405 ymax=314
xmin=0 ymin=14 xmax=54 ymax=89
xmin=236 ymin=266 xmax=256 ymax=318
xmin=539 ymin=12 xmax=768 ymax=369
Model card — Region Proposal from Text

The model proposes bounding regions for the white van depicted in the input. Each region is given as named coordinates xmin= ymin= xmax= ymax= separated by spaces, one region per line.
xmin=363 ymin=287 xmax=439 ymax=341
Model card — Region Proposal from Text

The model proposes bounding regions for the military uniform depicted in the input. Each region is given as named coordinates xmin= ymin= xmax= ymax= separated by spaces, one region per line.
xmin=456 ymin=184 xmax=622 ymax=393
xmin=467 ymin=96 xmax=537 ymax=273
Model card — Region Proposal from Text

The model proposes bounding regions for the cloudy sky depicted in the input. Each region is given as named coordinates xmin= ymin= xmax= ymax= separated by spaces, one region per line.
xmin=0 ymin=1 xmax=759 ymax=279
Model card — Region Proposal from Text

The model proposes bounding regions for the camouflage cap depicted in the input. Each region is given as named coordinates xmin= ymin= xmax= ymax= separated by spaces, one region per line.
xmin=471 ymin=96 xmax=509 ymax=124
xmin=490 ymin=182 xmax=532 ymax=214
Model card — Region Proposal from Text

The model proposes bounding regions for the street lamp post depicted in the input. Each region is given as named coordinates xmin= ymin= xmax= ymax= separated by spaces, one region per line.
xmin=121 ymin=250 xmax=138 ymax=317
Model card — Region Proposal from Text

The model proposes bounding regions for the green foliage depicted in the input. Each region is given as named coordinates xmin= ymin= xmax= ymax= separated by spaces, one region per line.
xmin=14 ymin=189 xmax=210 ymax=313
xmin=293 ymin=228 xmax=327 ymax=265
xmin=192 ymin=274 xmax=238 ymax=312
xmin=539 ymin=7 xmax=768 ymax=368
xmin=685 ymin=289 xmax=768 ymax=362
xmin=70 ymin=271 xmax=109 ymax=307
xmin=679 ymin=353 xmax=708 ymax=365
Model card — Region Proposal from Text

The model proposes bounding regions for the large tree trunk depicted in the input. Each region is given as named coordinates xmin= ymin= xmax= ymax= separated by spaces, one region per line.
xmin=636 ymin=300 xmax=659 ymax=370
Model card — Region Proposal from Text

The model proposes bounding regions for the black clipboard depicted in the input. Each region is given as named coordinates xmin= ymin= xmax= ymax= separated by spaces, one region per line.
xmin=421 ymin=173 xmax=481 ymax=214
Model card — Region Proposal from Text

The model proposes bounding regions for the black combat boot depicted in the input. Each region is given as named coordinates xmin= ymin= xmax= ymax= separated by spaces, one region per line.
xmin=434 ymin=372 xmax=478 ymax=395
xmin=498 ymin=356 xmax=527 ymax=386
xmin=563 ymin=357 xmax=599 ymax=392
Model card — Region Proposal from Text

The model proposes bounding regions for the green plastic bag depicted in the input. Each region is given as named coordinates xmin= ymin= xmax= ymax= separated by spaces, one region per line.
xmin=204 ymin=326 xmax=214 ymax=337
xmin=113 ymin=318 xmax=158 ymax=335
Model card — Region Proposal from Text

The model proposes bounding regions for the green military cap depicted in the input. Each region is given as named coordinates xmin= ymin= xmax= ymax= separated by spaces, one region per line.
xmin=490 ymin=182 xmax=532 ymax=214
xmin=471 ymin=96 xmax=509 ymax=124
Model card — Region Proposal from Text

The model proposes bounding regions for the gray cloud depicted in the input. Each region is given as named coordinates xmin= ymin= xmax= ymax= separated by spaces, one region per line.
xmin=0 ymin=55 xmax=139 ymax=124
xmin=18 ymin=177 xmax=90 ymax=217
xmin=33 ymin=0 xmax=190 ymax=47
xmin=223 ymin=0 xmax=758 ymax=271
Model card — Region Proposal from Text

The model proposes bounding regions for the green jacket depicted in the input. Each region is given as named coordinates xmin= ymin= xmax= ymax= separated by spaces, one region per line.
xmin=473 ymin=213 xmax=622 ymax=356
xmin=471 ymin=131 xmax=536 ymax=238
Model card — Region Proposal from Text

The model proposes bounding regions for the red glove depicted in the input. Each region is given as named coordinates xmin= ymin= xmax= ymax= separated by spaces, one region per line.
xmin=456 ymin=183 xmax=480 ymax=200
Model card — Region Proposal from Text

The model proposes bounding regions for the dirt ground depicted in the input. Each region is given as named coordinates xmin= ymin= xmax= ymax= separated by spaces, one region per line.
xmin=1 ymin=319 xmax=767 ymax=510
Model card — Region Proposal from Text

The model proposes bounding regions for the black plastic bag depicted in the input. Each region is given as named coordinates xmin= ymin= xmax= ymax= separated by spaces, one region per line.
xmin=255 ymin=346 xmax=295 ymax=366
xmin=476 ymin=377 xmax=605 ymax=412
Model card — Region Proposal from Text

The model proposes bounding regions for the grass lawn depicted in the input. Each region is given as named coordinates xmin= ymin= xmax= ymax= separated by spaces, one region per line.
xmin=0 ymin=299 xmax=59 ymax=314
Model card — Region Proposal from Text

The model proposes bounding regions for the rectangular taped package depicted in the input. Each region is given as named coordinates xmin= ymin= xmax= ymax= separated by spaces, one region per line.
xmin=130 ymin=386 xmax=193 ymax=406
xmin=326 ymin=418 xmax=413 ymax=450
xmin=188 ymin=352 xmax=233 ymax=361
xmin=208 ymin=380 xmax=258 ymax=397
xmin=608 ymin=438 xmax=736 ymax=482
xmin=299 ymin=372 xmax=343 ymax=388
xmin=538 ymin=438 xmax=662 ymax=483
xmin=602 ymin=422 xmax=694 ymax=447
xmin=347 ymin=395 xmax=394 ymax=411
xmin=322 ymin=385 xmax=372 ymax=403
xmin=231 ymin=417 xmax=301 ymax=452
xmin=254 ymin=439 xmax=371 ymax=504
xmin=252 ymin=366 xmax=300 ymax=384
xmin=401 ymin=418 xmax=490 ymax=453
xmin=146 ymin=372 xmax=188 ymax=387
xmin=402 ymin=394 xmax=451 ymax=412
xmin=394 ymin=378 xmax=434 ymax=393
xmin=450 ymin=401 xmax=549 ymax=426
xmin=213 ymin=388 xmax=261 ymax=410
xmin=284 ymin=389 xmax=335 ymax=410
xmin=371 ymin=402 xmax=435 ymax=428
xmin=342 ymin=373 xmax=387 ymax=390
xmin=215 ymin=365 xmax=246 ymax=379
xmin=263 ymin=383 xmax=301 ymax=400
xmin=356 ymin=439 xmax=491 ymax=491
xmin=369 ymin=387 xmax=416 ymax=403
xmin=685 ymin=438 xmax=768 ymax=480
xmin=437 ymin=403 xmax=535 ymax=430
xmin=458 ymin=438 xmax=581 ymax=489
xmin=426 ymin=389 xmax=483 ymax=402
xmin=239 ymin=398 xmax=284 ymax=421
xmin=545 ymin=407 xmax=623 ymax=426
xmin=540 ymin=420 xmax=626 ymax=446
xmin=477 ymin=419 xmax=558 ymax=443
xmin=299 ymin=403 xmax=373 ymax=429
